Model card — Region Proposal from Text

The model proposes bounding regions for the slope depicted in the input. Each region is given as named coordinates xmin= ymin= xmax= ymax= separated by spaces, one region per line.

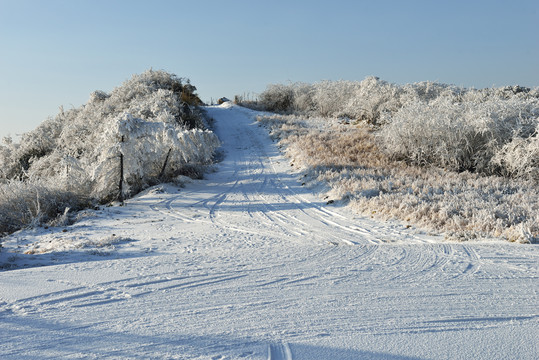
xmin=0 ymin=103 xmax=537 ymax=359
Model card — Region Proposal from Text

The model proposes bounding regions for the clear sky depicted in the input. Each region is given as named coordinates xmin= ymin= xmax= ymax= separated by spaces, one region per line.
xmin=1 ymin=0 xmax=538 ymax=140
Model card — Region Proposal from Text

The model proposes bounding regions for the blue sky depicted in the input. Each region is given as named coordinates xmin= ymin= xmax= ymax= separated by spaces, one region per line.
xmin=1 ymin=0 xmax=538 ymax=139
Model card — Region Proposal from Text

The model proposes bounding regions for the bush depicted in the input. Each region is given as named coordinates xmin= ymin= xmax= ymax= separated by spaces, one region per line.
xmin=492 ymin=127 xmax=539 ymax=180
xmin=259 ymin=83 xmax=295 ymax=112
xmin=255 ymin=78 xmax=538 ymax=243
xmin=378 ymin=95 xmax=539 ymax=179
xmin=256 ymin=77 xmax=539 ymax=180
xmin=258 ymin=77 xmax=406 ymax=123
xmin=0 ymin=179 xmax=90 ymax=236
xmin=257 ymin=113 xmax=539 ymax=243
xmin=0 ymin=70 xmax=220 ymax=240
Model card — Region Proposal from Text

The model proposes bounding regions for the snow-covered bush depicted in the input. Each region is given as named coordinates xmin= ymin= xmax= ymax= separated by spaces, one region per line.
xmin=0 ymin=70 xmax=219 ymax=239
xmin=255 ymin=78 xmax=538 ymax=242
xmin=257 ymin=77 xmax=539 ymax=180
xmin=259 ymin=83 xmax=295 ymax=112
xmin=258 ymin=77 xmax=406 ymax=123
xmin=91 ymin=112 xmax=219 ymax=201
xmin=378 ymin=95 xmax=539 ymax=178
xmin=308 ymin=80 xmax=357 ymax=117
xmin=492 ymin=127 xmax=539 ymax=180
xmin=0 ymin=179 xmax=89 ymax=236
xmin=338 ymin=77 xmax=404 ymax=123
xmin=258 ymin=114 xmax=539 ymax=243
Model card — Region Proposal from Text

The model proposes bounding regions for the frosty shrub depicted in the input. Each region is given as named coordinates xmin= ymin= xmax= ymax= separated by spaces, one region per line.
xmin=0 ymin=179 xmax=89 ymax=236
xmin=258 ymin=77 xmax=407 ymax=123
xmin=259 ymin=84 xmax=295 ymax=112
xmin=91 ymin=112 xmax=220 ymax=201
xmin=254 ymin=77 xmax=538 ymax=242
xmin=0 ymin=70 xmax=219 ymax=239
xmin=339 ymin=77 xmax=404 ymax=123
xmin=378 ymin=95 xmax=539 ymax=178
xmin=492 ymin=127 xmax=539 ymax=179
xmin=256 ymin=77 xmax=539 ymax=180
xmin=258 ymin=114 xmax=538 ymax=243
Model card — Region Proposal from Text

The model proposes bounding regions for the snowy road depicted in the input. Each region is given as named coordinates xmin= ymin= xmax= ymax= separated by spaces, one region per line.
xmin=1 ymin=104 xmax=538 ymax=359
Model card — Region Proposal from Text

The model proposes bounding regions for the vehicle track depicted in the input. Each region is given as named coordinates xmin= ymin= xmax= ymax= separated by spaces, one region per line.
xmin=132 ymin=105 xmax=507 ymax=300
xmin=143 ymin=105 xmax=499 ymax=288
xmin=267 ymin=343 xmax=293 ymax=360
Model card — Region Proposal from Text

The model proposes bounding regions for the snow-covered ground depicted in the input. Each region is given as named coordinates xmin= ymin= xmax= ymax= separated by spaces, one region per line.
xmin=1 ymin=104 xmax=537 ymax=359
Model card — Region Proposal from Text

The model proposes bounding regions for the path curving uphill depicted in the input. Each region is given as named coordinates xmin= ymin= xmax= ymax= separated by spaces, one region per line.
xmin=0 ymin=104 xmax=537 ymax=359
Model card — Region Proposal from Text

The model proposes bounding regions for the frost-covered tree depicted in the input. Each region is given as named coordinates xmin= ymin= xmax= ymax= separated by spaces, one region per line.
xmin=91 ymin=112 xmax=219 ymax=201
xmin=0 ymin=70 xmax=220 ymax=237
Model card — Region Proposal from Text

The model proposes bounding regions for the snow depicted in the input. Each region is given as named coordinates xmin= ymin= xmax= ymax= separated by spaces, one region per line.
xmin=1 ymin=104 xmax=538 ymax=359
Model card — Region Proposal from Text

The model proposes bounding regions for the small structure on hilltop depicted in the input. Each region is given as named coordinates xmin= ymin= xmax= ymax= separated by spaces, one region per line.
xmin=217 ymin=97 xmax=230 ymax=105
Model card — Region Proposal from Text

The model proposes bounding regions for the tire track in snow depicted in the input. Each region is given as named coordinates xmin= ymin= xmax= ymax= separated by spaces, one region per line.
xmin=221 ymin=126 xmax=309 ymax=239
xmin=268 ymin=343 xmax=293 ymax=360
xmin=146 ymin=105 xmax=386 ymax=246
xmin=1 ymin=270 xmax=254 ymax=314
xmin=388 ymin=245 xmax=449 ymax=282
xmin=154 ymin=105 xmax=471 ymax=276
xmin=235 ymin=122 xmax=365 ymax=245
xmin=148 ymin=106 xmax=489 ymax=288
xmin=459 ymin=245 xmax=481 ymax=276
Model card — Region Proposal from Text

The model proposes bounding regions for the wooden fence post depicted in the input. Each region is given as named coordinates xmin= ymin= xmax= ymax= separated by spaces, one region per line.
xmin=159 ymin=148 xmax=173 ymax=180
xmin=118 ymin=135 xmax=124 ymax=204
